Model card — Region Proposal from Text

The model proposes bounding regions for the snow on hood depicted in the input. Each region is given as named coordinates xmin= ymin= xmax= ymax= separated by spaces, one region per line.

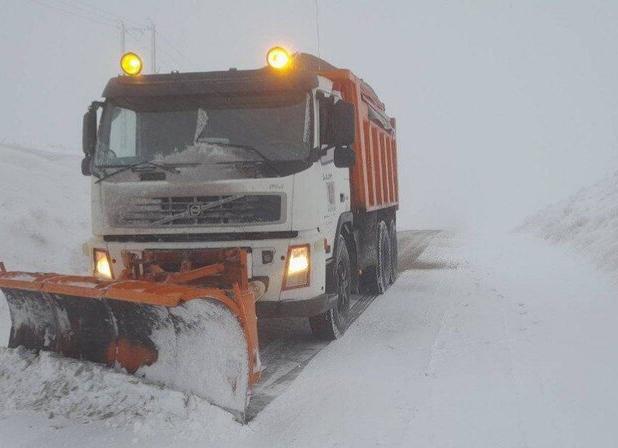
xmin=153 ymin=143 xmax=259 ymax=165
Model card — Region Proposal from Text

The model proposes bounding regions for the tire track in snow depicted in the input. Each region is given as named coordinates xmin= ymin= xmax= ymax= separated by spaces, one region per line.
xmin=404 ymin=233 xmax=529 ymax=446
xmin=495 ymin=285 xmax=530 ymax=448
xmin=248 ymin=230 xmax=441 ymax=421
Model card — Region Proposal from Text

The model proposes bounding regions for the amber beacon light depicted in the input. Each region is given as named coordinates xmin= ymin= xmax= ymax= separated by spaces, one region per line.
xmin=120 ymin=52 xmax=143 ymax=76
xmin=266 ymin=46 xmax=291 ymax=70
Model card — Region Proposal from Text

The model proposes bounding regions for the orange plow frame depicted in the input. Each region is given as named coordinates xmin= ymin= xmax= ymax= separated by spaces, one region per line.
xmin=0 ymin=249 xmax=261 ymax=387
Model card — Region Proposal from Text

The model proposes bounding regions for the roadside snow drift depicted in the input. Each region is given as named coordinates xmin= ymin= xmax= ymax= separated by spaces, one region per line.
xmin=519 ymin=171 xmax=618 ymax=275
xmin=0 ymin=144 xmax=90 ymax=346
xmin=0 ymin=143 xmax=90 ymax=273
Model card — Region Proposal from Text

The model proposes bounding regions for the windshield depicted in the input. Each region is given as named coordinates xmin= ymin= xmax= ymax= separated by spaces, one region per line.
xmin=95 ymin=94 xmax=313 ymax=174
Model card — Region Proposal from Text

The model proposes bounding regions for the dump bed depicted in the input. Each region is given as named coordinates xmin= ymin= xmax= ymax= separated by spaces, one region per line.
xmin=323 ymin=69 xmax=398 ymax=212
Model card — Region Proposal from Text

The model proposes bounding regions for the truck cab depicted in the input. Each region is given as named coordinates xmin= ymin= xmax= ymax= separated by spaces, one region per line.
xmin=82 ymin=50 xmax=398 ymax=340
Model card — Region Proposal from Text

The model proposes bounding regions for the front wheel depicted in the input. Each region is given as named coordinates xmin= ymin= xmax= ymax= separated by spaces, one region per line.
xmin=310 ymin=234 xmax=352 ymax=340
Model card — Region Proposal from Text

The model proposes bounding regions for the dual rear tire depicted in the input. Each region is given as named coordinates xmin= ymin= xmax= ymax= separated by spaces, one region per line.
xmin=364 ymin=219 xmax=398 ymax=294
xmin=310 ymin=219 xmax=398 ymax=341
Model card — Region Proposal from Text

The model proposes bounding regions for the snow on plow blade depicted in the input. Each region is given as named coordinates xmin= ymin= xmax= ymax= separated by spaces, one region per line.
xmin=0 ymin=250 xmax=260 ymax=421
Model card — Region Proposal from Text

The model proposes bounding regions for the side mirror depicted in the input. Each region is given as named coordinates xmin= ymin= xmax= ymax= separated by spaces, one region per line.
xmin=82 ymin=101 xmax=102 ymax=177
xmin=82 ymin=105 xmax=98 ymax=156
xmin=332 ymin=100 xmax=355 ymax=147
xmin=81 ymin=156 xmax=92 ymax=176
xmin=334 ymin=146 xmax=355 ymax=168
xmin=320 ymin=99 xmax=356 ymax=147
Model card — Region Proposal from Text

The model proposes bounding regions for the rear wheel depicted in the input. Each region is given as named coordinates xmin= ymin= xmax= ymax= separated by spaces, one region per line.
xmin=310 ymin=234 xmax=352 ymax=340
xmin=388 ymin=219 xmax=398 ymax=284
xmin=364 ymin=220 xmax=392 ymax=294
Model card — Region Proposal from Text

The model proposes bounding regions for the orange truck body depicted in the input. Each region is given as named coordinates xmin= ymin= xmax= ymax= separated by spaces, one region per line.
xmin=324 ymin=69 xmax=399 ymax=213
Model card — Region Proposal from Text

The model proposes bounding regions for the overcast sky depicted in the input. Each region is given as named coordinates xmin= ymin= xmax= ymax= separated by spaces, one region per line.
xmin=1 ymin=0 xmax=617 ymax=230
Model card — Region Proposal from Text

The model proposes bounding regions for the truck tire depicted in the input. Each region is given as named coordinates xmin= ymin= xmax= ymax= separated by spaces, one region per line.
xmin=310 ymin=234 xmax=352 ymax=340
xmin=389 ymin=219 xmax=398 ymax=284
xmin=363 ymin=220 xmax=392 ymax=294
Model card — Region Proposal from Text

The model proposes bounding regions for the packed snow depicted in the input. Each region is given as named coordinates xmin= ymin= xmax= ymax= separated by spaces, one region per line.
xmin=138 ymin=300 xmax=250 ymax=416
xmin=1 ymin=145 xmax=618 ymax=447
xmin=0 ymin=347 xmax=240 ymax=439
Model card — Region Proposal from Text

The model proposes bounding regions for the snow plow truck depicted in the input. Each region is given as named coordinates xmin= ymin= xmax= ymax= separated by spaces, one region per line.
xmin=0 ymin=47 xmax=399 ymax=420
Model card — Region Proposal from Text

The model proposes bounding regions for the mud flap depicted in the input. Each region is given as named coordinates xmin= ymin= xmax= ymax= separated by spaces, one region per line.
xmin=2 ymin=288 xmax=250 ymax=419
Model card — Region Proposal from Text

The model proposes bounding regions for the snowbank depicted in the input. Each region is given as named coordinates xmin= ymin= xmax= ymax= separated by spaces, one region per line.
xmin=0 ymin=143 xmax=90 ymax=273
xmin=518 ymin=171 xmax=618 ymax=276
xmin=0 ymin=144 xmax=90 ymax=346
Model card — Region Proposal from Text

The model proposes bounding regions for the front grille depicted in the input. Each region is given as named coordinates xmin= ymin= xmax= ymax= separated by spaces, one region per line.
xmin=115 ymin=194 xmax=283 ymax=227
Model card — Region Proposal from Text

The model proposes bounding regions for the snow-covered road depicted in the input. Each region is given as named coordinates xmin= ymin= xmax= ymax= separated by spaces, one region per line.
xmin=1 ymin=229 xmax=617 ymax=447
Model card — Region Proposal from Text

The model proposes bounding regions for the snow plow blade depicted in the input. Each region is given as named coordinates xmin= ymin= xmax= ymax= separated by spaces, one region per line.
xmin=0 ymin=250 xmax=260 ymax=421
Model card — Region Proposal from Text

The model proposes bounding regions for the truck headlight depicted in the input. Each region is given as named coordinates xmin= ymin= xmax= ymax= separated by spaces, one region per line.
xmin=94 ymin=249 xmax=113 ymax=279
xmin=283 ymin=245 xmax=310 ymax=289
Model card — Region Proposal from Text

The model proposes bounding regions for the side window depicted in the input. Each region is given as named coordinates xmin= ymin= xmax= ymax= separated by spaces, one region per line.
xmin=319 ymin=97 xmax=332 ymax=146
xmin=318 ymin=95 xmax=335 ymax=163
xmin=109 ymin=107 xmax=137 ymax=158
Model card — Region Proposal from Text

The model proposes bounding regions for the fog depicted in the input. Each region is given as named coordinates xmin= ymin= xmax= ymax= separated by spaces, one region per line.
xmin=1 ymin=0 xmax=616 ymax=231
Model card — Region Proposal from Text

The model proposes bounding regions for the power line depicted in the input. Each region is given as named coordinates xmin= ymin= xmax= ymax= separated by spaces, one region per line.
xmin=28 ymin=0 xmax=192 ymax=72
xmin=124 ymin=24 xmax=190 ymax=70
xmin=54 ymin=0 xmax=121 ymax=25
xmin=125 ymin=27 xmax=146 ymax=39
xmin=62 ymin=0 xmax=142 ymax=28
xmin=158 ymin=33 xmax=195 ymax=69
xmin=28 ymin=0 xmax=118 ymax=27
xmin=60 ymin=0 xmax=192 ymax=69
xmin=148 ymin=19 xmax=157 ymax=73
xmin=159 ymin=46 xmax=189 ymax=71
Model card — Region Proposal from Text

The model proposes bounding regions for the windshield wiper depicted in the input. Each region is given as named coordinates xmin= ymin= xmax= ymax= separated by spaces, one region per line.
xmin=95 ymin=160 xmax=180 ymax=184
xmin=202 ymin=142 xmax=282 ymax=176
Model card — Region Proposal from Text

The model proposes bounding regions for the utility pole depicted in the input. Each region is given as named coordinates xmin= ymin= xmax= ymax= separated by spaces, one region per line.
xmin=118 ymin=18 xmax=158 ymax=74
xmin=149 ymin=20 xmax=157 ymax=74
xmin=314 ymin=0 xmax=321 ymax=58
xmin=120 ymin=21 xmax=126 ymax=53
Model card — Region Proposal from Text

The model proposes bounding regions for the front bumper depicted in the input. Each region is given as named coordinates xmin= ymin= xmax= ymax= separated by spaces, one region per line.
xmin=90 ymin=229 xmax=328 ymax=303
xmin=256 ymin=293 xmax=338 ymax=318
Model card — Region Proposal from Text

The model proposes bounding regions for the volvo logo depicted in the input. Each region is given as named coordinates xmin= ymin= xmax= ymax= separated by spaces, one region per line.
xmin=188 ymin=204 xmax=202 ymax=217
xmin=153 ymin=195 xmax=246 ymax=225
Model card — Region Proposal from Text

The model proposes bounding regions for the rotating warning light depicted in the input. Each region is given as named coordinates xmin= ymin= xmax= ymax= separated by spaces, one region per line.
xmin=266 ymin=46 xmax=291 ymax=70
xmin=120 ymin=52 xmax=143 ymax=76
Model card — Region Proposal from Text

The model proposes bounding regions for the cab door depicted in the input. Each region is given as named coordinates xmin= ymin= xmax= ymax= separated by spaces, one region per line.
xmin=316 ymin=91 xmax=351 ymax=250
